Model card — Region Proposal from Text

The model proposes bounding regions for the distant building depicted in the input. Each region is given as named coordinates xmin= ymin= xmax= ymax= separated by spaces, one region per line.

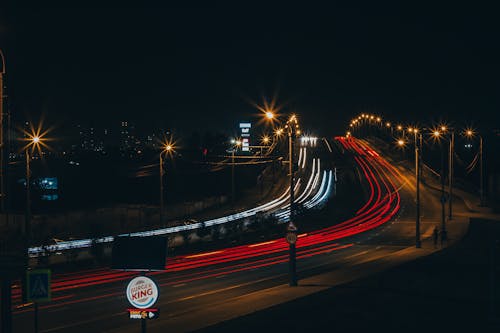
xmin=76 ymin=124 xmax=106 ymax=153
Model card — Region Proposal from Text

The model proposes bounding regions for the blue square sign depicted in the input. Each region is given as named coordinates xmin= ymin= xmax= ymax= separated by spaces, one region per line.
xmin=27 ymin=269 xmax=51 ymax=302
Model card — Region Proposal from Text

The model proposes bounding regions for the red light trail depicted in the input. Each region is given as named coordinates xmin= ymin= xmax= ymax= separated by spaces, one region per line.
xmin=11 ymin=137 xmax=404 ymax=313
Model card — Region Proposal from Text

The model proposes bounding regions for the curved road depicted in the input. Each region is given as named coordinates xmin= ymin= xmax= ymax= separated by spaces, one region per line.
xmin=11 ymin=137 xmax=454 ymax=333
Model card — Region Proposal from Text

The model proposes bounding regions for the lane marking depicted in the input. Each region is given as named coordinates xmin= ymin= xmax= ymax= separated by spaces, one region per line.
xmin=344 ymin=250 xmax=369 ymax=259
xmin=185 ymin=250 xmax=224 ymax=259
xmin=175 ymin=276 xmax=282 ymax=302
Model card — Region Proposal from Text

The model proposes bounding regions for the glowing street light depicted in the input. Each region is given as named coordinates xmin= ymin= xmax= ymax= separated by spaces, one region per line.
xmin=231 ymin=139 xmax=242 ymax=205
xmin=464 ymin=128 xmax=485 ymax=206
xmin=267 ymin=110 xmax=301 ymax=286
xmin=159 ymin=140 xmax=175 ymax=227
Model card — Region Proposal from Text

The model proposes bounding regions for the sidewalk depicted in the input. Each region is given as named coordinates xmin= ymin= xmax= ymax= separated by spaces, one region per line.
xmin=196 ymin=217 xmax=499 ymax=333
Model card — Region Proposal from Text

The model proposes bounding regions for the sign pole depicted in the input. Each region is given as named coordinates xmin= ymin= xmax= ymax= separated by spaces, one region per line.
xmin=141 ymin=271 xmax=147 ymax=333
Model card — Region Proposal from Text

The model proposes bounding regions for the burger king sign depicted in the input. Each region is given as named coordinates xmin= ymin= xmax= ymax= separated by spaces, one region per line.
xmin=126 ymin=276 xmax=159 ymax=309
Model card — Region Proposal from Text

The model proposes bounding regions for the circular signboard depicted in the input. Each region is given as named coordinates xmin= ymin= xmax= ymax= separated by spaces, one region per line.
xmin=126 ymin=276 xmax=159 ymax=309
xmin=286 ymin=232 xmax=297 ymax=244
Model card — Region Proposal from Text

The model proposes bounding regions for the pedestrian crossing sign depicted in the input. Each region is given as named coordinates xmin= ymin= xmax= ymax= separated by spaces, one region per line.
xmin=26 ymin=269 xmax=51 ymax=302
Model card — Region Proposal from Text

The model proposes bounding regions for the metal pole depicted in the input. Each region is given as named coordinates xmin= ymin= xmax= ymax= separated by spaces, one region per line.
xmin=490 ymin=240 xmax=497 ymax=320
xmin=288 ymin=127 xmax=297 ymax=287
xmin=415 ymin=133 xmax=421 ymax=248
xmin=448 ymin=132 xmax=454 ymax=220
xmin=480 ymin=136 xmax=484 ymax=206
xmin=0 ymin=51 xmax=11 ymax=333
xmin=159 ymin=153 xmax=164 ymax=227
xmin=440 ymin=142 xmax=447 ymax=244
xmin=0 ymin=70 xmax=4 ymax=213
xmin=419 ymin=134 xmax=424 ymax=182
xmin=231 ymin=149 xmax=235 ymax=205
xmin=26 ymin=149 xmax=31 ymax=241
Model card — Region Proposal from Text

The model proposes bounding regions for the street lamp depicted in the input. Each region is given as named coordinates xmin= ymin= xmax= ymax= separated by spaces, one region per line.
xmin=22 ymin=129 xmax=50 ymax=242
xmin=464 ymin=129 xmax=485 ymax=206
xmin=159 ymin=142 xmax=174 ymax=227
xmin=0 ymin=49 xmax=6 ymax=214
xmin=231 ymin=139 xmax=242 ymax=205
xmin=264 ymin=111 xmax=300 ymax=286
xmin=431 ymin=129 xmax=448 ymax=244
xmin=285 ymin=114 xmax=299 ymax=286
xmin=409 ymin=128 xmax=422 ymax=248
xmin=439 ymin=125 xmax=455 ymax=220
xmin=25 ymin=136 xmax=41 ymax=242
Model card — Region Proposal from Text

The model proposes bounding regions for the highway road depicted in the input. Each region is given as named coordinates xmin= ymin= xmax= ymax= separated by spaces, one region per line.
xmin=9 ymin=137 xmax=466 ymax=332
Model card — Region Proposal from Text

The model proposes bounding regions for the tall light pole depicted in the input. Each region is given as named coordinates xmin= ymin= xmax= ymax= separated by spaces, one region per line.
xmin=480 ymin=135 xmax=484 ymax=206
xmin=264 ymin=111 xmax=299 ymax=286
xmin=0 ymin=49 xmax=7 ymax=214
xmin=0 ymin=50 xmax=10 ymax=333
xmin=409 ymin=128 xmax=421 ymax=248
xmin=433 ymin=129 xmax=447 ymax=244
xmin=24 ymin=135 xmax=42 ymax=243
xmin=159 ymin=143 xmax=173 ymax=227
xmin=286 ymin=114 xmax=298 ymax=286
xmin=448 ymin=130 xmax=454 ymax=220
xmin=465 ymin=129 xmax=485 ymax=206
xmin=231 ymin=140 xmax=241 ymax=206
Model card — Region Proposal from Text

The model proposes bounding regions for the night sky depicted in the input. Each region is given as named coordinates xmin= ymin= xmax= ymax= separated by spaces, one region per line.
xmin=1 ymin=4 xmax=499 ymax=136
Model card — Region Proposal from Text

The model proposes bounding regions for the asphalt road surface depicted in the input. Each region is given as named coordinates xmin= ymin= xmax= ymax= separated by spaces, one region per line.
xmin=10 ymin=137 xmax=469 ymax=333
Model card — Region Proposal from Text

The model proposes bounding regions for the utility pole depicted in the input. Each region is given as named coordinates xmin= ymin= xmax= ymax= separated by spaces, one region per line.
xmin=440 ymin=141 xmax=447 ymax=245
xmin=0 ymin=50 xmax=13 ymax=333
xmin=231 ymin=148 xmax=235 ymax=205
xmin=480 ymin=136 xmax=485 ymax=206
xmin=159 ymin=152 xmax=164 ymax=227
xmin=0 ymin=49 xmax=5 ymax=213
xmin=415 ymin=133 xmax=421 ymax=248
xmin=448 ymin=131 xmax=454 ymax=220
xmin=287 ymin=117 xmax=297 ymax=287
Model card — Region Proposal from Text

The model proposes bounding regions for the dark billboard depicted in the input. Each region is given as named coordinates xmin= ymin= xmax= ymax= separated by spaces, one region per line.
xmin=111 ymin=236 xmax=167 ymax=271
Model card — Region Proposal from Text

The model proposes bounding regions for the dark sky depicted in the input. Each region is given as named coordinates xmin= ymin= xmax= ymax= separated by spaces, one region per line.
xmin=1 ymin=4 xmax=499 ymax=136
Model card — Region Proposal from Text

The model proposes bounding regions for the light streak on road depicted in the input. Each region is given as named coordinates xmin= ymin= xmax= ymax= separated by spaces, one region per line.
xmin=28 ymin=149 xmax=327 ymax=256
xmin=10 ymin=137 xmax=404 ymax=315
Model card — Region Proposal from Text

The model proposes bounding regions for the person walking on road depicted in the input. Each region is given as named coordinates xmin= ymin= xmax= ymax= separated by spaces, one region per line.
xmin=432 ymin=226 xmax=439 ymax=248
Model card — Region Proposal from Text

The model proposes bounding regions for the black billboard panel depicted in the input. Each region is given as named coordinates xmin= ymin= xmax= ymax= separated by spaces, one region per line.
xmin=111 ymin=236 xmax=167 ymax=271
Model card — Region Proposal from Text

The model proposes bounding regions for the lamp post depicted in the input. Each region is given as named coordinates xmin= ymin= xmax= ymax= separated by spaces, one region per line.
xmin=408 ymin=128 xmax=422 ymax=248
xmin=231 ymin=140 xmax=241 ymax=206
xmin=433 ymin=129 xmax=447 ymax=244
xmin=448 ymin=130 xmax=454 ymax=220
xmin=264 ymin=111 xmax=299 ymax=286
xmin=0 ymin=48 xmax=9 ymax=333
xmin=159 ymin=143 xmax=173 ymax=227
xmin=24 ymin=135 xmax=41 ymax=244
xmin=286 ymin=115 xmax=298 ymax=287
xmin=25 ymin=146 xmax=32 ymax=240
xmin=480 ymin=135 xmax=484 ymax=206
xmin=465 ymin=129 xmax=485 ymax=206
xmin=0 ymin=49 xmax=6 ymax=213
